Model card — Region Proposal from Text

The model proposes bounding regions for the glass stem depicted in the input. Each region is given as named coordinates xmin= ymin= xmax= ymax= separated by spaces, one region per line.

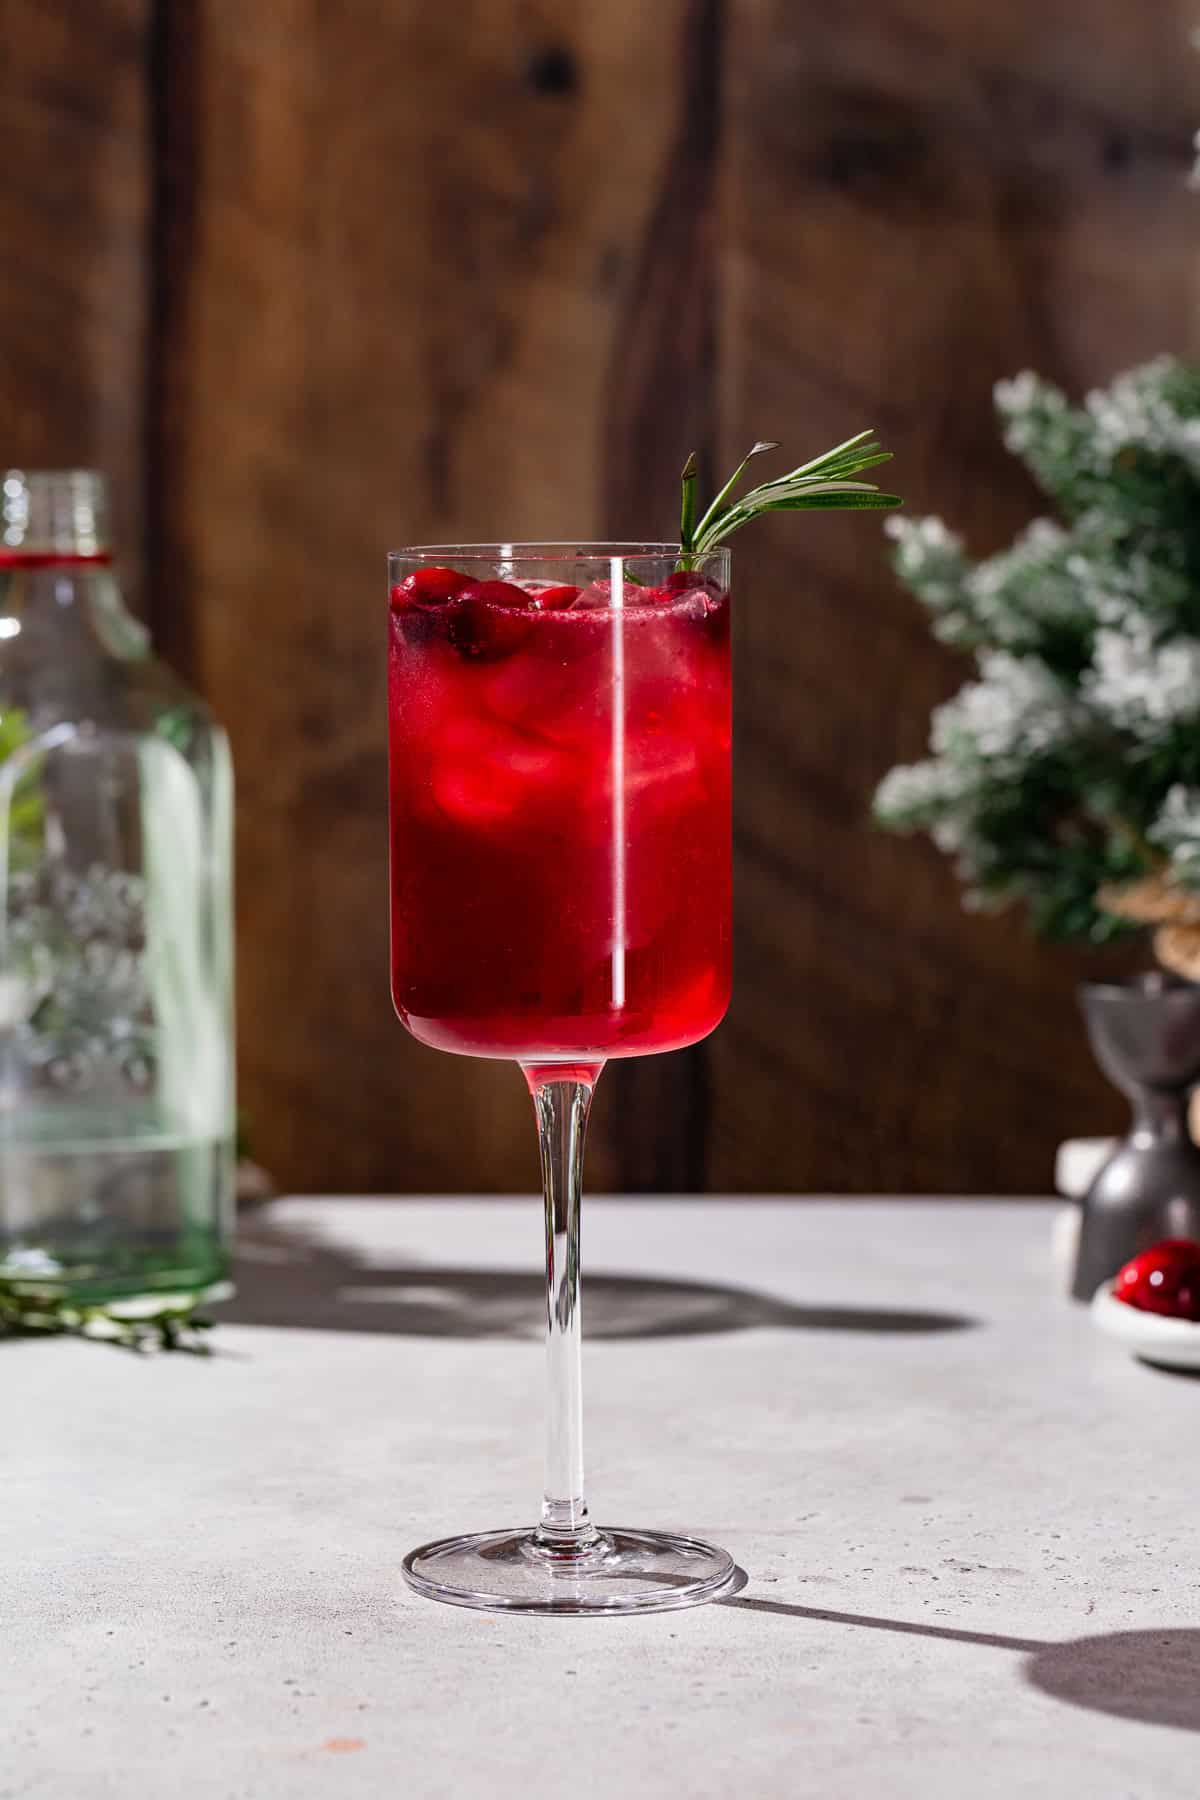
xmin=523 ymin=1063 xmax=603 ymax=1555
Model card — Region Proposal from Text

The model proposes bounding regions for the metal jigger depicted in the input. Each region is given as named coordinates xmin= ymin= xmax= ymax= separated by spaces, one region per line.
xmin=1073 ymin=974 xmax=1200 ymax=1301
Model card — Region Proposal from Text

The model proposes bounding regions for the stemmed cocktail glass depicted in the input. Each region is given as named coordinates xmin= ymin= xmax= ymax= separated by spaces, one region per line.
xmin=388 ymin=543 xmax=732 ymax=1614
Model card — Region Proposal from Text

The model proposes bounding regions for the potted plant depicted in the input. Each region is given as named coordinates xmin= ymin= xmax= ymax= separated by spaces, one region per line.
xmin=875 ymin=357 xmax=1200 ymax=1297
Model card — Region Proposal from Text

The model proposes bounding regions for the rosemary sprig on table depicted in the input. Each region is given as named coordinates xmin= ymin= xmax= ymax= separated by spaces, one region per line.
xmin=679 ymin=431 xmax=901 ymax=557
xmin=0 ymin=1282 xmax=214 ymax=1352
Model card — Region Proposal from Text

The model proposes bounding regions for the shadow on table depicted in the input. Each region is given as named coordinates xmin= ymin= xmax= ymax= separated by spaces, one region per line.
xmin=1142 ymin=1361 xmax=1200 ymax=1382
xmin=218 ymin=1215 xmax=977 ymax=1341
xmin=724 ymin=1581 xmax=1200 ymax=1732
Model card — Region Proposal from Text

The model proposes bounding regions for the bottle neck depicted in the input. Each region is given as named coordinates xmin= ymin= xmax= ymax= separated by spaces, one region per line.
xmin=0 ymin=474 xmax=145 ymax=682
xmin=2 ymin=469 xmax=110 ymax=561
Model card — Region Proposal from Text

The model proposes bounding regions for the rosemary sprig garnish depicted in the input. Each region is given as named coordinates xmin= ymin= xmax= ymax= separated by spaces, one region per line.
xmin=679 ymin=430 xmax=901 ymax=557
xmin=680 ymin=452 xmax=700 ymax=555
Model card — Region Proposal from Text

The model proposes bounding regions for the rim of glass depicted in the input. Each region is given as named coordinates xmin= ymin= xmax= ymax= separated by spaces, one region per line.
xmin=388 ymin=542 xmax=729 ymax=565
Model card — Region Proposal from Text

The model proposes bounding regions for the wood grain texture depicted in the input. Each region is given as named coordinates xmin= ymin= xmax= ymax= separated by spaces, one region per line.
xmin=155 ymin=0 xmax=697 ymax=1193
xmin=711 ymin=0 xmax=1200 ymax=1192
xmin=8 ymin=0 xmax=1197 ymax=1195
xmin=0 ymin=0 xmax=151 ymax=607
xmin=600 ymin=0 xmax=724 ymax=1193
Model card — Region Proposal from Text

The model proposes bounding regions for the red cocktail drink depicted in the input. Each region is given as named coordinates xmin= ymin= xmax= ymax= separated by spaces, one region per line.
xmin=388 ymin=552 xmax=730 ymax=1063
xmin=388 ymin=543 xmax=736 ymax=1617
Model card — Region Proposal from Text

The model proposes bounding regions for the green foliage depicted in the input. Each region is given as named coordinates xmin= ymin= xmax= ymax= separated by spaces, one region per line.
xmin=876 ymin=357 xmax=1200 ymax=945
xmin=0 ymin=706 xmax=45 ymax=868
xmin=679 ymin=432 xmax=901 ymax=558
xmin=0 ymin=1281 xmax=214 ymax=1350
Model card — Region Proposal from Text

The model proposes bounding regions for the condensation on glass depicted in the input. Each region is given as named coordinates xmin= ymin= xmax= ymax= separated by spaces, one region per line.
xmin=0 ymin=471 xmax=235 ymax=1303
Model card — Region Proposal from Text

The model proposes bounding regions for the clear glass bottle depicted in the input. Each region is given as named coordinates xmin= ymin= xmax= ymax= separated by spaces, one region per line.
xmin=0 ymin=471 xmax=234 ymax=1303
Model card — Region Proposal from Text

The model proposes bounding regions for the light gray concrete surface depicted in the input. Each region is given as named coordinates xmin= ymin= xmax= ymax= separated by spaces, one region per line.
xmin=5 ymin=1197 xmax=1198 ymax=1799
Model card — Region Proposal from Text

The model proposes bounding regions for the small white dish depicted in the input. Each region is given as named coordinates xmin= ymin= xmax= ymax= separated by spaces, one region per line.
xmin=1055 ymin=1137 xmax=1117 ymax=1200
xmin=1092 ymin=1281 xmax=1200 ymax=1370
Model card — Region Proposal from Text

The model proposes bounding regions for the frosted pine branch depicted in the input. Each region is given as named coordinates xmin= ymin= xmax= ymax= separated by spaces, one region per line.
xmin=875 ymin=354 xmax=1200 ymax=946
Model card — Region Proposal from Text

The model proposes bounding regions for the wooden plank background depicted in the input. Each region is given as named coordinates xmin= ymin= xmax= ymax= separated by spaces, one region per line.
xmin=0 ymin=0 xmax=152 ymax=610
xmin=3 ymin=0 xmax=1197 ymax=1194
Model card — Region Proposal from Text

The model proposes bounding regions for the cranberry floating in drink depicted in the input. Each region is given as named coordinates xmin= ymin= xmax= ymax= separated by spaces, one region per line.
xmin=388 ymin=435 xmax=900 ymax=1616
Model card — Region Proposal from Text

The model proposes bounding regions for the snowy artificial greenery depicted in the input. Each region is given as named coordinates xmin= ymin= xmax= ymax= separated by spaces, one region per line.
xmin=875 ymin=356 xmax=1200 ymax=963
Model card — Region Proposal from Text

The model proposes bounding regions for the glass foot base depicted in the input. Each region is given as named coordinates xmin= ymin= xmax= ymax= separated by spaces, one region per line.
xmin=402 ymin=1526 xmax=736 ymax=1616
